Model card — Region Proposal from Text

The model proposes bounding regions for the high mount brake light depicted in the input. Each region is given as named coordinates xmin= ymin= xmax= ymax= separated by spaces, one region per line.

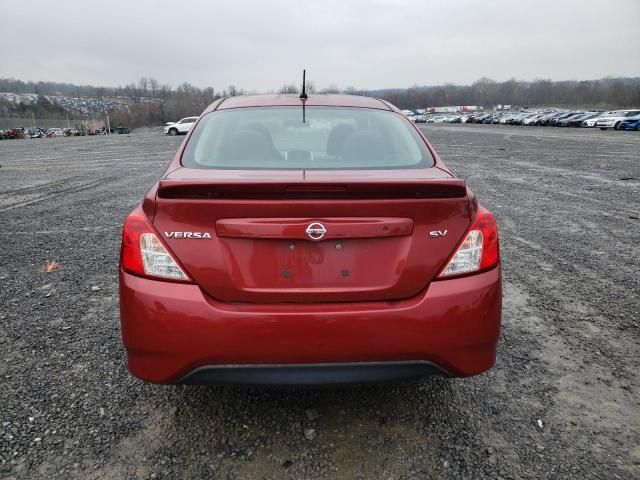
xmin=438 ymin=208 xmax=500 ymax=278
xmin=120 ymin=209 xmax=191 ymax=282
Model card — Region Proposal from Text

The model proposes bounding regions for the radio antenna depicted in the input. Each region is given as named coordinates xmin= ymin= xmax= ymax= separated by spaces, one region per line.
xmin=300 ymin=69 xmax=308 ymax=100
xmin=300 ymin=69 xmax=308 ymax=123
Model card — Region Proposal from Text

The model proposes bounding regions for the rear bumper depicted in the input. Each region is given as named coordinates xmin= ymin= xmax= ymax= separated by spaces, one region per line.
xmin=120 ymin=267 xmax=502 ymax=384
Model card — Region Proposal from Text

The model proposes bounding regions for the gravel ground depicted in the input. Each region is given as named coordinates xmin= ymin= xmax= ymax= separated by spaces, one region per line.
xmin=1 ymin=125 xmax=639 ymax=479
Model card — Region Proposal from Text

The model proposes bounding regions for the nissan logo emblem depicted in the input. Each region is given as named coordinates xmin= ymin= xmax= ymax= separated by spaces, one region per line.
xmin=305 ymin=222 xmax=327 ymax=241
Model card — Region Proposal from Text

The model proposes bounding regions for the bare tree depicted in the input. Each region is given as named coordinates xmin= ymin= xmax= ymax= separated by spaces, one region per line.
xmin=278 ymin=84 xmax=299 ymax=94
xmin=320 ymin=85 xmax=341 ymax=94
xmin=343 ymin=86 xmax=368 ymax=96
xmin=305 ymin=81 xmax=316 ymax=93
xmin=138 ymin=77 xmax=149 ymax=96
xmin=149 ymin=78 xmax=160 ymax=97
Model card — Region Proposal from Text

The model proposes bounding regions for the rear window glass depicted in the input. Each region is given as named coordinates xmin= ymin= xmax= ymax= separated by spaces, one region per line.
xmin=181 ymin=107 xmax=433 ymax=170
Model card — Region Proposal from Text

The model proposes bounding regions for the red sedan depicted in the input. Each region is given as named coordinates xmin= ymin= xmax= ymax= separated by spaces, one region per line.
xmin=119 ymin=94 xmax=501 ymax=386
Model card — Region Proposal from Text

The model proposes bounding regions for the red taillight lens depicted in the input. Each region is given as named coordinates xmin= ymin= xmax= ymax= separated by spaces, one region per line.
xmin=120 ymin=208 xmax=191 ymax=283
xmin=476 ymin=209 xmax=500 ymax=271
xmin=438 ymin=207 xmax=500 ymax=278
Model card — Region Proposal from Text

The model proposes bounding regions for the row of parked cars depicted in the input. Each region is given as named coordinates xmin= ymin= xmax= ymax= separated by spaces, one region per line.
xmin=0 ymin=125 xmax=130 ymax=140
xmin=0 ymin=127 xmax=85 ymax=139
xmin=408 ymin=109 xmax=640 ymax=131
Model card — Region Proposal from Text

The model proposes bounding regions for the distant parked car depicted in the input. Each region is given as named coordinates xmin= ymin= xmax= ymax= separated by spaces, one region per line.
xmin=538 ymin=112 xmax=567 ymax=126
xmin=510 ymin=113 xmax=536 ymax=125
xmin=164 ymin=117 xmax=198 ymax=135
xmin=533 ymin=112 xmax=558 ymax=126
xmin=549 ymin=112 xmax=579 ymax=127
xmin=25 ymin=128 xmax=43 ymax=138
xmin=508 ymin=113 xmax=526 ymax=125
xmin=557 ymin=112 xmax=586 ymax=127
xmin=4 ymin=128 xmax=26 ymax=139
xmin=567 ymin=112 xmax=602 ymax=127
xmin=596 ymin=110 xmax=640 ymax=130
xmin=46 ymin=128 xmax=64 ymax=137
xmin=473 ymin=113 xmax=491 ymax=123
xmin=522 ymin=114 xmax=543 ymax=126
xmin=619 ymin=114 xmax=640 ymax=131
xmin=63 ymin=128 xmax=80 ymax=137
xmin=582 ymin=117 xmax=599 ymax=128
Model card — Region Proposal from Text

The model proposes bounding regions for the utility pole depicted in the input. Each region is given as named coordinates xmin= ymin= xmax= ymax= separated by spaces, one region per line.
xmin=105 ymin=112 xmax=111 ymax=135
xmin=31 ymin=112 xmax=36 ymax=129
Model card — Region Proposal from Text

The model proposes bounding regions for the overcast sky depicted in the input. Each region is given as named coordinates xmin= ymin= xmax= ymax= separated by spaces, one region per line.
xmin=1 ymin=0 xmax=639 ymax=91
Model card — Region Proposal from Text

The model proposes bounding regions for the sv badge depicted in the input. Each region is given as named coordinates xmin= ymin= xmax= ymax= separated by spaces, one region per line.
xmin=429 ymin=230 xmax=448 ymax=238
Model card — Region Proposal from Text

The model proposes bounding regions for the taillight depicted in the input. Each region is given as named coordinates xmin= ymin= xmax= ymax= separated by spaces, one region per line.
xmin=120 ymin=208 xmax=191 ymax=282
xmin=438 ymin=207 xmax=500 ymax=278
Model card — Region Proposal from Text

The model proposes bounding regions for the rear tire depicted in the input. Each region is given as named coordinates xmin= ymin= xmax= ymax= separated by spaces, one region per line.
xmin=636 ymin=124 xmax=640 ymax=131
xmin=614 ymin=122 xmax=621 ymax=130
xmin=168 ymin=128 xmax=178 ymax=136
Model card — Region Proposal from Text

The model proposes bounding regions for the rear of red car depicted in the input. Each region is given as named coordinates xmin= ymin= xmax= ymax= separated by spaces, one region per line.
xmin=119 ymin=95 xmax=501 ymax=386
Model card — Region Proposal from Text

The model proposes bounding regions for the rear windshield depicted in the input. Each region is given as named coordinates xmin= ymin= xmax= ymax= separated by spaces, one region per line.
xmin=181 ymin=107 xmax=434 ymax=169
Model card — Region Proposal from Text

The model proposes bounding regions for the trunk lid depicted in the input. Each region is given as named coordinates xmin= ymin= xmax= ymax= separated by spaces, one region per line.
xmin=153 ymin=168 xmax=471 ymax=303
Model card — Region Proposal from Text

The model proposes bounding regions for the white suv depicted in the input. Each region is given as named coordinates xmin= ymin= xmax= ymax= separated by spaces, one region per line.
xmin=164 ymin=117 xmax=198 ymax=135
xmin=595 ymin=110 xmax=640 ymax=130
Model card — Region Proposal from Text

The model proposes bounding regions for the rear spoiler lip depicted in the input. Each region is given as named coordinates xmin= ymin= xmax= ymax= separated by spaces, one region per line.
xmin=157 ymin=179 xmax=467 ymax=199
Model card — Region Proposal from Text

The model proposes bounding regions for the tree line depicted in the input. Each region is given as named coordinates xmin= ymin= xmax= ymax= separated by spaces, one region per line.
xmin=1 ymin=76 xmax=639 ymax=128
xmin=378 ymin=77 xmax=640 ymax=110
